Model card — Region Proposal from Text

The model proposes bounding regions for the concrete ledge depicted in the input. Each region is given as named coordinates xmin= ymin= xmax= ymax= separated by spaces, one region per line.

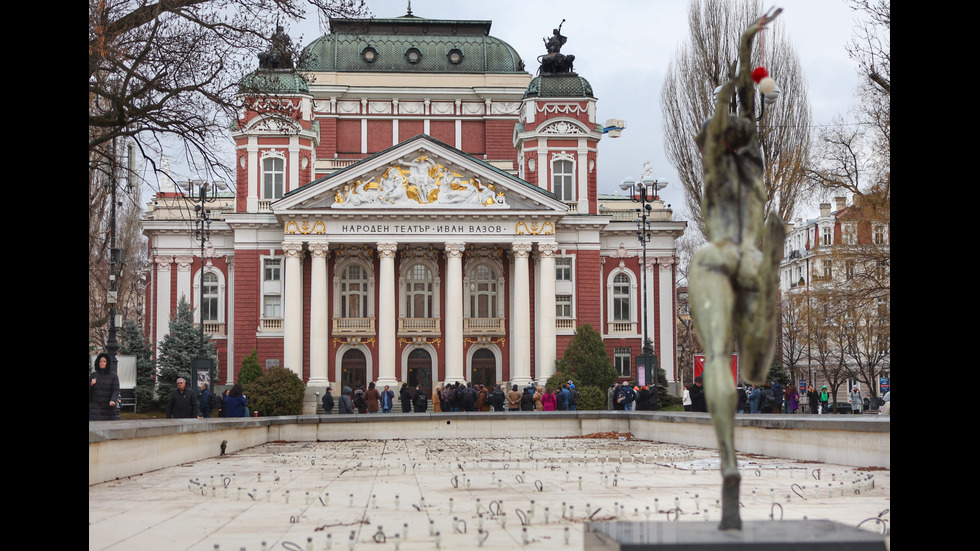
xmin=89 ymin=411 xmax=889 ymax=485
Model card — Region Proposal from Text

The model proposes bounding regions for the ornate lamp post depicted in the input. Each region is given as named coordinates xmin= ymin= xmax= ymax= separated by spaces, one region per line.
xmin=619 ymin=174 xmax=668 ymax=396
xmin=178 ymin=179 xmax=227 ymax=392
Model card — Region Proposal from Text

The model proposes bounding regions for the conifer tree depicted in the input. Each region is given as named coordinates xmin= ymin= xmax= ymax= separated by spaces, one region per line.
xmin=156 ymin=297 xmax=216 ymax=407
xmin=239 ymin=349 xmax=264 ymax=386
xmin=559 ymin=324 xmax=618 ymax=390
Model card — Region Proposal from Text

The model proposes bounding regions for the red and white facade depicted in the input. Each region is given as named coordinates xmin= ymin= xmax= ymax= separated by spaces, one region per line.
xmin=142 ymin=13 xmax=686 ymax=407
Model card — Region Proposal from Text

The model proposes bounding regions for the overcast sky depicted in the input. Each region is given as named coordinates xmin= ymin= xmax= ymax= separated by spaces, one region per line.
xmin=280 ymin=0 xmax=870 ymax=222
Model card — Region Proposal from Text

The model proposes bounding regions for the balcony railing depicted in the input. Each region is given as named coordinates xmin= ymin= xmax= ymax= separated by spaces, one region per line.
xmin=464 ymin=317 xmax=506 ymax=336
xmin=398 ymin=317 xmax=440 ymax=336
xmin=197 ymin=322 xmax=225 ymax=336
xmin=608 ymin=321 xmax=636 ymax=334
xmin=333 ymin=317 xmax=376 ymax=336
xmin=556 ymin=318 xmax=576 ymax=332
xmin=260 ymin=318 xmax=283 ymax=332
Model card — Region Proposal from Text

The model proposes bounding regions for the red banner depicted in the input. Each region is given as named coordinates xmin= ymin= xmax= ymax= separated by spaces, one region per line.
xmin=693 ymin=354 xmax=739 ymax=386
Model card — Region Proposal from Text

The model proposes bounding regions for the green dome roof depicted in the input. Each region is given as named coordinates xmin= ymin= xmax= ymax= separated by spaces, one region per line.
xmin=523 ymin=74 xmax=594 ymax=99
xmin=298 ymin=15 xmax=526 ymax=73
xmin=239 ymin=69 xmax=310 ymax=95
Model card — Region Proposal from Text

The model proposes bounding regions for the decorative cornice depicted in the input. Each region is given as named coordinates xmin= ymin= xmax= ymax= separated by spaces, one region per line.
xmin=515 ymin=220 xmax=555 ymax=235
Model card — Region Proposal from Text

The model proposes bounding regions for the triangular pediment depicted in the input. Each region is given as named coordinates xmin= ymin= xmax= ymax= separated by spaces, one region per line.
xmin=273 ymin=135 xmax=568 ymax=215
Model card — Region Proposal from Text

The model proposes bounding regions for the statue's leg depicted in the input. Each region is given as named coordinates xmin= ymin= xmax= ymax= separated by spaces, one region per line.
xmin=734 ymin=213 xmax=786 ymax=385
xmin=689 ymin=246 xmax=742 ymax=530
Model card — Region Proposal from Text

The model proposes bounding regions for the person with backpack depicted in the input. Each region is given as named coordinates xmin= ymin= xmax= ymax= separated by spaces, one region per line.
xmin=413 ymin=385 xmax=428 ymax=412
xmin=199 ymin=383 xmax=216 ymax=418
xmin=520 ymin=385 xmax=535 ymax=411
xmin=567 ymin=382 xmax=579 ymax=411
xmin=460 ymin=383 xmax=476 ymax=412
xmin=760 ymin=383 xmax=774 ymax=413
xmin=491 ymin=384 xmax=505 ymax=411
xmin=616 ymin=384 xmax=636 ymax=411
xmin=353 ymin=388 xmax=367 ymax=413
xmin=338 ymin=386 xmax=354 ymax=414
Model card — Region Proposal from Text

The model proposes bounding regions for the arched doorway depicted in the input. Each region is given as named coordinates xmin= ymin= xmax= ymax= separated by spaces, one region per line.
xmin=341 ymin=348 xmax=367 ymax=390
xmin=407 ymin=348 xmax=432 ymax=390
xmin=471 ymin=348 xmax=496 ymax=388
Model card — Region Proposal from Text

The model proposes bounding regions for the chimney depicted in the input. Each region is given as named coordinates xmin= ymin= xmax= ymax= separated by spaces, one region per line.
xmin=834 ymin=196 xmax=847 ymax=212
xmin=819 ymin=203 xmax=831 ymax=217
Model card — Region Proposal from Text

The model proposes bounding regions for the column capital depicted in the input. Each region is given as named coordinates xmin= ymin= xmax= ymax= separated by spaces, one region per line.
xmin=537 ymin=242 xmax=560 ymax=257
xmin=511 ymin=242 xmax=533 ymax=258
xmin=308 ymin=242 xmax=330 ymax=258
xmin=174 ymin=255 xmax=193 ymax=270
xmin=154 ymin=256 xmax=173 ymax=269
xmin=377 ymin=242 xmax=398 ymax=259
xmin=282 ymin=241 xmax=304 ymax=257
xmin=657 ymin=256 xmax=677 ymax=271
xmin=444 ymin=241 xmax=466 ymax=258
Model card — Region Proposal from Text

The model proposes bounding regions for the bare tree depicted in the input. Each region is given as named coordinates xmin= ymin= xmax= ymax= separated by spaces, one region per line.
xmin=88 ymin=0 xmax=368 ymax=190
xmin=661 ymin=0 xmax=812 ymax=238
xmin=778 ymin=293 xmax=807 ymax=384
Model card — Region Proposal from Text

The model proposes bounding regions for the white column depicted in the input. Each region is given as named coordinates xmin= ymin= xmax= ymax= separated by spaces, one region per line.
xmin=154 ymin=256 xmax=172 ymax=358
xmin=377 ymin=242 xmax=398 ymax=387
xmin=511 ymin=242 xmax=533 ymax=386
xmin=246 ymin=137 xmax=259 ymax=212
xmin=536 ymin=242 xmax=558 ymax=385
xmin=225 ymin=255 xmax=235 ymax=383
xmin=283 ymin=241 xmax=305 ymax=378
xmin=308 ymin=242 xmax=330 ymax=385
xmin=175 ymin=255 xmax=193 ymax=309
xmin=657 ymin=257 xmax=678 ymax=384
xmin=444 ymin=242 xmax=466 ymax=384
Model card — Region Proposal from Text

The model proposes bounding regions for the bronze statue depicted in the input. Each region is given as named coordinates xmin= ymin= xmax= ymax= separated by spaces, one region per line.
xmin=688 ymin=7 xmax=785 ymax=531
xmin=538 ymin=20 xmax=575 ymax=74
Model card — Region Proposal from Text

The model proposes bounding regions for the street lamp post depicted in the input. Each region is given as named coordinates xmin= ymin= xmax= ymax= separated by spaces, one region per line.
xmin=620 ymin=174 xmax=668 ymax=403
xmin=179 ymin=179 xmax=227 ymax=392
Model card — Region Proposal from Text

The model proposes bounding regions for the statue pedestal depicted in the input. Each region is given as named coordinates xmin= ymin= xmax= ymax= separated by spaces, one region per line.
xmin=585 ymin=520 xmax=887 ymax=550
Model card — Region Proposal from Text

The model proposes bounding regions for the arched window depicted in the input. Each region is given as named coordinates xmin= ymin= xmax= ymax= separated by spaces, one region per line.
xmin=405 ymin=263 xmax=434 ymax=318
xmin=612 ymin=273 xmax=632 ymax=322
xmin=263 ymin=156 xmax=285 ymax=199
xmin=552 ymin=159 xmax=574 ymax=201
xmin=469 ymin=264 xmax=498 ymax=318
xmin=341 ymin=264 xmax=369 ymax=318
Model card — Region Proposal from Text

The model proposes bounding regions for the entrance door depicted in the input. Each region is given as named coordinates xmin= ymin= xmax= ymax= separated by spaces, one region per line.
xmin=407 ymin=348 xmax=432 ymax=390
xmin=341 ymin=348 xmax=367 ymax=390
xmin=471 ymin=348 xmax=496 ymax=388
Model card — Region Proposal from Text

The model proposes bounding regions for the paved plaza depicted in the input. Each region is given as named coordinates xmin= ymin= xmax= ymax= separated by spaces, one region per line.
xmin=89 ymin=435 xmax=890 ymax=550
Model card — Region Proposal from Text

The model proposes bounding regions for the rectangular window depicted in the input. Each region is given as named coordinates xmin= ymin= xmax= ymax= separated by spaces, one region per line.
xmin=873 ymin=224 xmax=886 ymax=245
xmin=263 ymin=295 xmax=282 ymax=318
xmin=264 ymin=258 xmax=281 ymax=281
xmin=614 ymin=347 xmax=631 ymax=378
xmin=556 ymin=295 xmax=573 ymax=318
xmin=823 ymin=260 xmax=832 ymax=279
xmin=556 ymin=257 xmax=572 ymax=281
xmin=552 ymin=160 xmax=574 ymax=201
xmin=263 ymin=157 xmax=285 ymax=199
xmin=821 ymin=226 xmax=832 ymax=245
xmin=845 ymin=259 xmax=856 ymax=280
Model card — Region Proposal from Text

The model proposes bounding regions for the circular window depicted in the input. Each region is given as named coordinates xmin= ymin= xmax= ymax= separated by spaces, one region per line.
xmin=405 ymin=48 xmax=422 ymax=64
xmin=361 ymin=47 xmax=377 ymax=63
xmin=447 ymin=48 xmax=463 ymax=64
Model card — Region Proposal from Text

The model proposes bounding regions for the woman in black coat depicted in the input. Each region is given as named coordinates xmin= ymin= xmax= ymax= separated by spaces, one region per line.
xmin=400 ymin=383 xmax=413 ymax=413
xmin=89 ymin=353 xmax=120 ymax=420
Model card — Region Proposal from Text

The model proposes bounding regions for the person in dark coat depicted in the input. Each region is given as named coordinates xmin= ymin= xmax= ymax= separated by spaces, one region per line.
xmin=199 ymin=383 xmax=214 ymax=418
xmin=689 ymin=376 xmax=708 ymax=412
xmin=413 ymin=385 xmax=428 ymax=412
xmin=89 ymin=353 xmax=120 ymax=421
xmin=337 ymin=386 xmax=354 ymax=414
xmin=223 ymin=383 xmax=247 ymax=418
xmin=321 ymin=386 xmax=335 ymax=414
xmin=166 ymin=378 xmax=200 ymax=418
xmin=400 ymin=383 xmax=413 ymax=413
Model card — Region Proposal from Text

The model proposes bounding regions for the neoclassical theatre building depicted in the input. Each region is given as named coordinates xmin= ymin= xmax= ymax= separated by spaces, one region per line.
xmin=142 ymin=10 xmax=687 ymax=407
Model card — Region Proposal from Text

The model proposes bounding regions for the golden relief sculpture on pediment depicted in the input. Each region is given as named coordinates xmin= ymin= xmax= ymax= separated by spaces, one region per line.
xmin=333 ymin=156 xmax=506 ymax=208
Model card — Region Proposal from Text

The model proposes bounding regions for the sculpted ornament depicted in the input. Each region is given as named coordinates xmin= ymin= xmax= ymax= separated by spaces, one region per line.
xmin=333 ymin=156 xmax=505 ymax=208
